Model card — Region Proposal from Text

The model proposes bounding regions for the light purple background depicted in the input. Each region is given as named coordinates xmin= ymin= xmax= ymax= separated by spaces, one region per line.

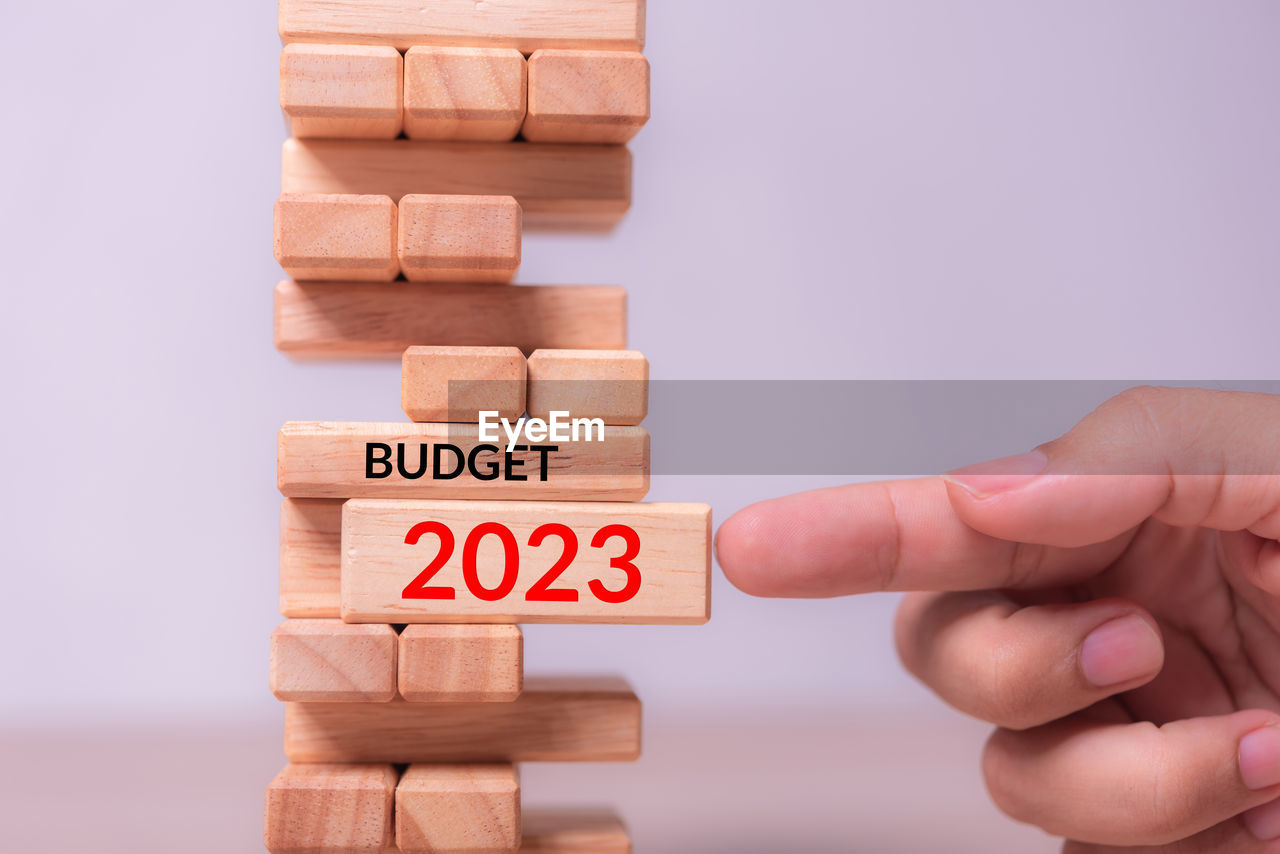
xmin=1 ymin=0 xmax=1277 ymax=832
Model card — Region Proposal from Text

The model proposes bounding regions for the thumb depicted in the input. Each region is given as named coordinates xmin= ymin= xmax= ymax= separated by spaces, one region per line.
xmin=942 ymin=387 xmax=1280 ymax=548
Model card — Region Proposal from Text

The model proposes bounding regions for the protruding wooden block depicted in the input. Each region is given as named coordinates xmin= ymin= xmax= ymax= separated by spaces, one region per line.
xmin=274 ymin=280 xmax=627 ymax=358
xmin=270 ymin=619 xmax=398 ymax=702
xmin=398 ymin=195 xmax=521 ymax=283
xmin=399 ymin=625 xmax=523 ymax=702
xmin=520 ymin=809 xmax=630 ymax=853
xmin=278 ymin=422 xmax=649 ymax=501
xmin=281 ymin=498 xmax=343 ymax=618
xmin=264 ymin=763 xmax=396 ymax=854
xmin=280 ymin=44 xmax=402 ymax=139
xmin=404 ymin=47 xmax=526 ymax=141
xmin=278 ymin=0 xmax=645 ymax=53
xmin=523 ymin=51 xmax=649 ymax=144
xmin=402 ymin=345 xmax=526 ymax=423
xmin=274 ymin=194 xmax=398 ymax=281
xmin=281 ymin=139 xmax=631 ymax=230
xmin=526 ymin=350 xmax=648 ymax=426
xmin=341 ymin=499 xmax=710 ymax=625
xmin=284 ymin=677 xmax=641 ymax=763
xmin=396 ymin=765 xmax=520 ymax=854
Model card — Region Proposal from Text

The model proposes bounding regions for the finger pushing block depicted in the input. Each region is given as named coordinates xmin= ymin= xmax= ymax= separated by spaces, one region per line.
xmin=264 ymin=763 xmax=396 ymax=854
xmin=527 ymin=349 xmax=648 ymax=425
xmin=401 ymin=345 xmax=526 ymax=423
xmin=270 ymin=619 xmax=398 ymax=702
xmin=399 ymin=625 xmax=523 ymax=702
xmin=274 ymin=193 xmax=398 ymax=281
xmin=280 ymin=44 xmax=402 ymax=139
xmin=523 ymin=50 xmax=649 ymax=144
xmin=404 ymin=47 xmax=526 ymax=141
xmin=398 ymin=194 xmax=521 ymax=283
xmin=396 ymin=764 xmax=521 ymax=854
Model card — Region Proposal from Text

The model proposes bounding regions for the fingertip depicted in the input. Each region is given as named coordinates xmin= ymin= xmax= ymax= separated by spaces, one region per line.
xmin=714 ymin=501 xmax=779 ymax=597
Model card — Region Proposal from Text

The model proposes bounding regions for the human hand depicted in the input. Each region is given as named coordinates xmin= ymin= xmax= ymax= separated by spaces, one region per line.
xmin=716 ymin=387 xmax=1280 ymax=852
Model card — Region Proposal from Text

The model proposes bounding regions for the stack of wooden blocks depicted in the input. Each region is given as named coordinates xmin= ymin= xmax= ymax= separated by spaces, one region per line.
xmin=265 ymin=2 xmax=712 ymax=852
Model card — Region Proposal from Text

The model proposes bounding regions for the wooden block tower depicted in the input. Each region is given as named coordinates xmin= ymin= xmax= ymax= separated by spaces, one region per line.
xmin=266 ymin=3 xmax=711 ymax=851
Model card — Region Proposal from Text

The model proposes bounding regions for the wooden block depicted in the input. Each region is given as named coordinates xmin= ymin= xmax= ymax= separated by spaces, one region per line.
xmin=284 ymin=677 xmax=641 ymax=763
xmin=404 ymin=47 xmax=526 ymax=142
xmin=526 ymin=350 xmax=647 ymax=426
xmin=280 ymin=498 xmax=343 ymax=618
xmin=341 ymin=499 xmax=710 ymax=625
xmin=264 ymin=763 xmax=396 ymax=854
xmin=278 ymin=422 xmax=648 ymax=501
xmin=274 ymin=194 xmax=399 ymax=281
xmin=281 ymin=139 xmax=631 ymax=230
xmin=519 ymin=809 xmax=630 ymax=853
xmin=399 ymin=195 xmax=522 ymax=284
xmin=278 ymin=0 xmax=645 ymax=53
xmin=275 ymin=280 xmax=627 ymax=358
xmin=280 ymin=44 xmax=402 ymax=139
xmin=270 ymin=619 xmax=397 ymax=702
xmin=398 ymin=625 xmax=523 ymax=702
xmin=396 ymin=765 xmax=520 ymax=854
xmin=402 ymin=346 xmax=526 ymax=423
xmin=522 ymin=51 xmax=649 ymax=144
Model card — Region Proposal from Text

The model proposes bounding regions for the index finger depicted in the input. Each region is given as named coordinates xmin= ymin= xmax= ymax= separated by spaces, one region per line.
xmin=714 ymin=477 xmax=1130 ymax=597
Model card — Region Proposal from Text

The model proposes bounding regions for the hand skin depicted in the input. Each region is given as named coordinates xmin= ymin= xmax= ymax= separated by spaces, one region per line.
xmin=716 ymin=387 xmax=1280 ymax=853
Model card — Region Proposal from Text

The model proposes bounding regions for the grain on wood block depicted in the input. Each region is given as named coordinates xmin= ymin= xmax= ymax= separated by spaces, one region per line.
xmin=404 ymin=47 xmax=526 ymax=141
xmin=526 ymin=349 xmax=648 ymax=425
xmin=398 ymin=195 xmax=521 ymax=283
xmin=398 ymin=625 xmax=523 ymax=702
xmin=520 ymin=809 xmax=630 ymax=853
xmin=264 ymin=763 xmax=396 ymax=854
xmin=284 ymin=676 xmax=641 ymax=763
xmin=280 ymin=44 xmax=402 ymax=139
xmin=280 ymin=498 xmax=343 ymax=618
xmin=274 ymin=194 xmax=398 ymax=281
xmin=402 ymin=345 xmax=526 ymax=423
xmin=396 ymin=764 xmax=520 ymax=854
xmin=270 ymin=619 xmax=398 ymax=702
xmin=523 ymin=50 xmax=649 ymax=144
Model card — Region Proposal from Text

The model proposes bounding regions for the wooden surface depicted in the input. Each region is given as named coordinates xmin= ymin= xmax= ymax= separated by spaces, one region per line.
xmin=527 ymin=349 xmax=648 ymax=425
xmin=398 ymin=195 xmax=522 ymax=283
xmin=281 ymin=139 xmax=631 ymax=230
xmin=270 ymin=619 xmax=398 ymax=703
xmin=523 ymin=50 xmax=650 ymax=144
xmin=404 ymin=47 xmax=526 ymax=141
xmin=399 ymin=625 xmax=523 ymax=703
xmin=274 ymin=194 xmax=399 ymax=281
xmin=281 ymin=498 xmax=343 ymax=618
xmin=284 ymin=677 xmax=641 ymax=763
xmin=278 ymin=0 xmax=645 ymax=53
xmin=264 ymin=763 xmax=397 ymax=854
xmin=402 ymin=346 xmax=527 ymax=423
xmin=280 ymin=44 xmax=402 ymax=139
xmin=274 ymin=280 xmax=628 ymax=358
xmin=518 ymin=809 xmax=630 ymax=853
xmin=342 ymin=500 xmax=710 ymax=625
xmin=278 ymin=422 xmax=649 ymax=501
xmin=396 ymin=765 xmax=521 ymax=854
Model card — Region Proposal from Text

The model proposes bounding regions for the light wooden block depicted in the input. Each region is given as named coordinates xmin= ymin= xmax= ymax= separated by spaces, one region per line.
xmin=270 ymin=619 xmax=397 ymax=702
xmin=398 ymin=625 xmax=523 ymax=702
xmin=519 ymin=810 xmax=630 ymax=853
xmin=526 ymin=350 xmax=648 ymax=426
xmin=264 ymin=763 xmax=396 ymax=854
xmin=279 ymin=0 xmax=645 ymax=53
xmin=281 ymin=139 xmax=631 ymax=230
xmin=281 ymin=44 xmax=402 ymax=139
xmin=281 ymin=498 xmax=343 ymax=618
xmin=404 ymin=47 xmax=526 ymax=141
xmin=284 ymin=677 xmax=640 ymax=763
xmin=396 ymin=765 xmax=520 ymax=854
xmin=274 ymin=194 xmax=399 ymax=281
xmin=341 ymin=499 xmax=710 ymax=625
xmin=275 ymin=280 xmax=627 ymax=358
xmin=278 ymin=422 xmax=648 ymax=501
xmin=398 ymin=195 xmax=522 ymax=283
xmin=402 ymin=346 xmax=526 ymax=423
xmin=523 ymin=51 xmax=649 ymax=144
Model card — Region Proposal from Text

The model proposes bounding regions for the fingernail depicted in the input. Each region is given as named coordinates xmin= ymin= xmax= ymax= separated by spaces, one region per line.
xmin=1244 ymin=797 xmax=1280 ymax=841
xmin=1240 ymin=726 xmax=1280 ymax=791
xmin=1079 ymin=615 xmax=1164 ymax=688
xmin=943 ymin=450 xmax=1048 ymax=497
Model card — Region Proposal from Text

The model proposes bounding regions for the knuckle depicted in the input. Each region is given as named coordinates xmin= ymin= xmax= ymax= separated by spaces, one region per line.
xmin=982 ymin=729 xmax=1036 ymax=824
xmin=979 ymin=649 xmax=1043 ymax=730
